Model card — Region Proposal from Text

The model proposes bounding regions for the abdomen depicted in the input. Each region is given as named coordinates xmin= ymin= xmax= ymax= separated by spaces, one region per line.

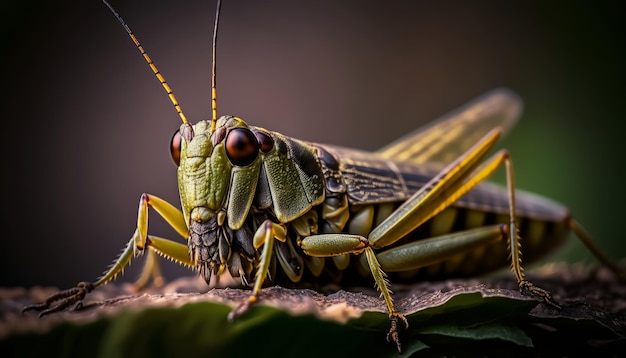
xmin=288 ymin=181 xmax=572 ymax=287
xmin=369 ymin=182 xmax=570 ymax=282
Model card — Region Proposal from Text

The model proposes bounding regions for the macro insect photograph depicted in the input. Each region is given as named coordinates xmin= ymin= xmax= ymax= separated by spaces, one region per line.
xmin=1 ymin=0 xmax=625 ymax=357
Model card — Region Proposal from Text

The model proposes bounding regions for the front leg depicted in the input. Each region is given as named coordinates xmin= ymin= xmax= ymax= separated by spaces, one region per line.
xmin=23 ymin=194 xmax=192 ymax=316
xmin=228 ymin=220 xmax=286 ymax=321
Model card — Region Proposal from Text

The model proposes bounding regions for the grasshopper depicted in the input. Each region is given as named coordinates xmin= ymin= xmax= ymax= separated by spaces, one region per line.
xmin=24 ymin=0 xmax=625 ymax=353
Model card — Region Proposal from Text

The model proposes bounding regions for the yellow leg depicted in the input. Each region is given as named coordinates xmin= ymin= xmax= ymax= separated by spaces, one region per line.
xmin=96 ymin=193 xmax=188 ymax=289
xmin=368 ymin=128 xmax=503 ymax=249
xmin=132 ymin=249 xmax=164 ymax=291
xmin=227 ymin=220 xmax=286 ymax=322
xmin=570 ymin=219 xmax=626 ymax=282
xmin=363 ymin=247 xmax=408 ymax=353
xmin=23 ymin=193 xmax=190 ymax=317
xmin=129 ymin=193 xmax=189 ymax=289
xmin=300 ymin=234 xmax=408 ymax=352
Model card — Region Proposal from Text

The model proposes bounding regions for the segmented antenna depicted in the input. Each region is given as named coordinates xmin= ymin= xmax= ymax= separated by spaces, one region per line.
xmin=211 ymin=0 xmax=223 ymax=132
xmin=103 ymin=0 xmax=189 ymax=125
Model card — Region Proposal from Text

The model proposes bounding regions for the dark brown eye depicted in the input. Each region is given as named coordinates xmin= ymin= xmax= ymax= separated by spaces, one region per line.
xmin=170 ymin=130 xmax=182 ymax=166
xmin=255 ymin=131 xmax=274 ymax=153
xmin=225 ymin=128 xmax=259 ymax=166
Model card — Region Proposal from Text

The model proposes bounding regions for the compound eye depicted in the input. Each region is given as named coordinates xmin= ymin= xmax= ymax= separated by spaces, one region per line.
xmin=225 ymin=128 xmax=259 ymax=166
xmin=170 ymin=129 xmax=182 ymax=166
xmin=255 ymin=131 xmax=274 ymax=153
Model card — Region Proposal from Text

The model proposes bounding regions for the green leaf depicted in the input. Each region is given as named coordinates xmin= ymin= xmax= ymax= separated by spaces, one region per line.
xmin=418 ymin=322 xmax=533 ymax=347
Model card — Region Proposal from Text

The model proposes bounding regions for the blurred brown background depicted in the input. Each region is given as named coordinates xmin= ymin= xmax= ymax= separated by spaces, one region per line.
xmin=1 ymin=0 xmax=625 ymax=288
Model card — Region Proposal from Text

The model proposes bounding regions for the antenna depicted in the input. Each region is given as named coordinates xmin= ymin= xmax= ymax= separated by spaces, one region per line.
xmin=211 ymin=0 xmax=223 ymax=132
xmin=103 ymin=0 xmax=189 ymax=125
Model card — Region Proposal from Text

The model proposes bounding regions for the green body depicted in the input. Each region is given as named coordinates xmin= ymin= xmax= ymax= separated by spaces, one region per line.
xmin=165 ymin=90 xmax=573 ymax=289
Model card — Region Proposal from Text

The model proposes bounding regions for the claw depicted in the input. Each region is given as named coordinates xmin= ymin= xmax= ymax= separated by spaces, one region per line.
xmin=386 ymin=312 xmax=409 ymax=354
xmin=227 ymin=294 xmax=257 ymax=323
xmin=22 ymin=282 xmax=94 ymax=317
xmin=520 ymin=280 xmax=561 ymax=310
